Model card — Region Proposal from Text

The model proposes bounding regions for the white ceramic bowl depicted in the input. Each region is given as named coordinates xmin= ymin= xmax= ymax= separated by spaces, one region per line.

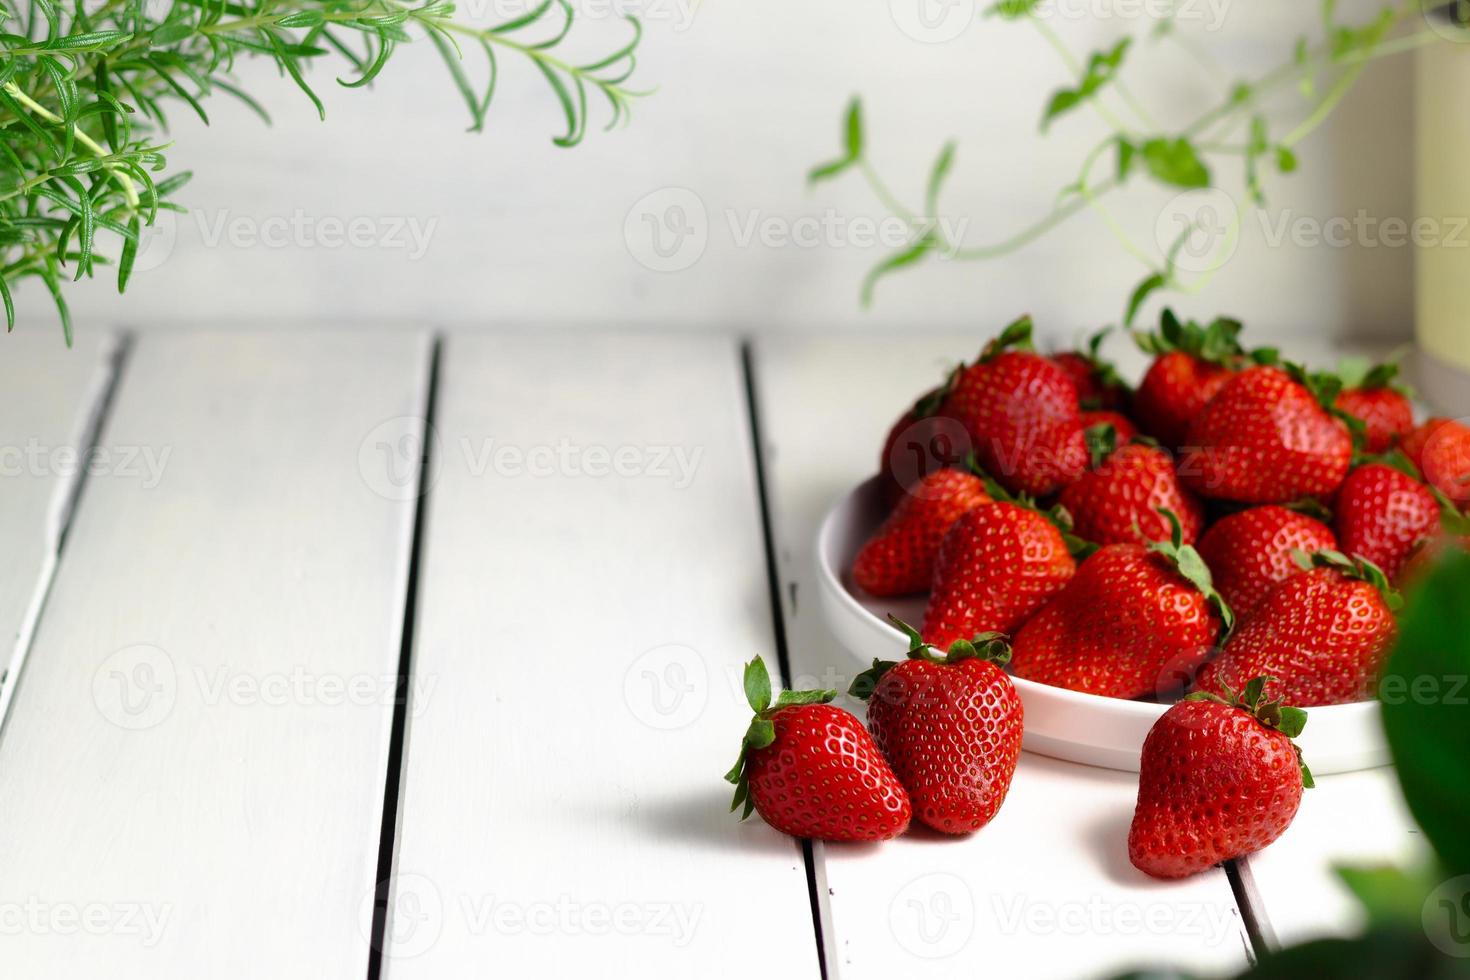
xmin=815 ymin=477 xmax=1389 ymax=774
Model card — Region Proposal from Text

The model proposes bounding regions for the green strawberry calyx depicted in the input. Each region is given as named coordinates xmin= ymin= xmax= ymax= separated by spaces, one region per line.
xmin=1132 ymin=308 xmax=1244 ymax=366
xmin=1183 ymin=675 xmax=1314 ymax=788
xmin=1276 ymin=359 xmax=1372 ymax=446
xmin=977 ymin=314 xmax=1036 ymax=363
xmin=1148 ymin=507 xmax=1236 ymax=637
xmin=848 ymin=615 xmax=1012 ymax=700
xmin=911 ymin=363 xmax=963 ymax=420
xmin=724 ymin=657 xmax=836 ymax=820
xmin=964 ymin=454 xmax=1099 ymax=559
xmin=1291 ymin=548 xmax=1404 ymax=613
xmin=1083 ymin=421 xmax=1119 ymax=469
xmin=1070 ymin=326 xmax=1133 ymax=408
xmin=1335 ymin=354 xmax=1414 ymax=398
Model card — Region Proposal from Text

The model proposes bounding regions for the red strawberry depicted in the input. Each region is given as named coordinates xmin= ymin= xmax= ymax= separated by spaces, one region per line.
xmin=946 ymin=316 xmax=1088 ymax=497
xmin=1331 ymin=358 xmax=1414 ymax=454
xmin=878 ymin=376 xmax=971 ymax=506
xmin=1334 ymin=462 xmax=1439 ymax=582
xmin=1051 ymin=327 xmax=1130 ymax=411
xmin=1195 ymin=551 xmax=1400 ymax=706
xmin=1080 ymin=409 xmax=1139 ymax=446
xmin=852 ymin=619 xmax=1023 ymax=835
xmin=1402 ymin=528 xmax=1470 ymax=585
xmin=1195 ymin=505 xmax=1338 ymax=619
xmin=1010 ymin=512 xmax=1231 ymax=699
xmin=1178 ymin=365 xmax=1352 ymax=503
xmin=1059 ymin=442 xmax=1204 ymax=546
xmin=1128 ymin=678 xmax=1311 ymax=879
xmin=726 ymin=658 xmax=910 ymax=841
xmin=1402 ymin=417 xmax=1470 ymax=507
xmin=1131 ymin=311 xmax=1242 ymax=449
xmin=922 ymin=498 xmax=1076 ymax=648
xmin=1402 ymin=417 xmax=1449 ymax=471
xmin=853 ymin=469 xmax=991 ymax=596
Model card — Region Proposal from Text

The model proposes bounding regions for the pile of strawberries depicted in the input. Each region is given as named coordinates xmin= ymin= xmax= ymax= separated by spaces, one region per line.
xmin=859 ymin=312 xmax=1469 ymax=707
xmin=724 ymin=312 xmax=1469 ymax=879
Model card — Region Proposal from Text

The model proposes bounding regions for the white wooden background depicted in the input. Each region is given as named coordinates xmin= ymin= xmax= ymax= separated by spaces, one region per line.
xmin=0 ymin=327 xmax=1424 ymax=978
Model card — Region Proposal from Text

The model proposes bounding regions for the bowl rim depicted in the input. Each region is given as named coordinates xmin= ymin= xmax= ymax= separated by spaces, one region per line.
xmin=815 ymin=474 xmax=1382 ymax=723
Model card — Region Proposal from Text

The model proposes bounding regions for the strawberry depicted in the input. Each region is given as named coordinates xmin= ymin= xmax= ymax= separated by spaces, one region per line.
xmin=1334 ymin=461 xmax=1439 ymax=582
xmin=725 ymin=658 xmax=910 ymax=841
xmin=1178 ymin=365 xmax=1352 ymax=503
xmin=853 ymin=468 xmax=991 ymax=596
xmin=922 ymin=497 xmax=1077 ymax=649
xmin=878 ymin=375 xmax=971 ymax=506
xmin=1194 ymin=551 xmax=1400 ymax=706
xmin=1010 ymin=511 xmax=1231 ymax=699
xmin=1402 ymin=417 xmax=1470 ymax=507
xmin=1332 ymin=358 xmax=1414 ymax=454
xmin=851 ymin=618 xmax=1023 ymax=835
xmin=1131 ymin=310 xmax=1243 ymax=450
xmin=945 ymin=316 xmax=1088 ymax=497
xmin=1402 ymin=526 xmax=1470 ymax=585
xmin=1059 ymin=441 xmax=1204 ymax=546
xmin=1128 ymin=677 xmax=1312 ymax=879
xmin=1080 ymin=409 xmax=1139 ymax=446
xmin=1050 ymin=327 xmax=1130 ymax=410
xmin=1195 ymin=505 xmax=1338 ymax=619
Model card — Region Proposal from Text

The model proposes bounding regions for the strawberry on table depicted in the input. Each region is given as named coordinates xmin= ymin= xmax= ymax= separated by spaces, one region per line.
xmin=851 ymin=618 xmax=1023 ymax=835
xmin=945 ymin=315 xmax=1088 ymax=497
xmin=1194 ymin=550 xmax=1401 ymax=706
xmin=725 ymin=658 xmax=911 ymax=841
xmin=1195 ymin=505 xmax=1338 ymax=620
xmin=1178 ymin=364 xmax=1352 ymax=503
xmin=853 ymin=468 xmax=991 ymax=597
xmin=1129 ymin=677 xmax=1312 ymax=879
xmin=1334 ymin=461 xmax=1440 ymax=582
xmin=1332 ymin=357 xmax=1414 ymax=454
xmin=922 ymin=495 xmax=1077 ymax=649
xmin=1010 ymin=510 xmax=1232 ymax=700
xmin=1050 ymin=327 xmax=1130 ymax=411
xmin=1059 ymin=440 xmax=1204 ymax=546
xmin=1131 ymin=310 xmax=1243 ymax=450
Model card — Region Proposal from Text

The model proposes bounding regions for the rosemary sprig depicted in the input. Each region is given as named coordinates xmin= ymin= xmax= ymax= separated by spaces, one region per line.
xmin=0 ymin=0 xmax=646 ymax=343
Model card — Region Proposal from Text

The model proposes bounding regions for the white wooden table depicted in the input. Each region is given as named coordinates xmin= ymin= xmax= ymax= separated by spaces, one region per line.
xmin=0 ymin=328 xmax=1424 ymax=979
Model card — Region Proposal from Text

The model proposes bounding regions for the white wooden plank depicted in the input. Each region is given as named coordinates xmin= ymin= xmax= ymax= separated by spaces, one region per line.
xmin=0 ymin=329 xmax=430 ymax=979
xmin=751 ymin=334 xmax=1254 ymax=979
xmin=0 ymin=330 xmax=114 ymax=725
xmin=1239 ymin=767 xmax=1425 ymax=948
xmin=384 ymin=333 xmax=821 ymax=977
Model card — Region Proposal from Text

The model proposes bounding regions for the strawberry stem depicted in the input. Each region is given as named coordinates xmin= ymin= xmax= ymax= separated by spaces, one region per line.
xmin=1131 ymin=309 xmax=1244 ymax=365
xmin=726 ymin=657 xmax=836 ymax=820
xmin=849 ymin=616 xmax=1012 ymax=699
xmin=978 ymin=314 xmax=1035 ymax=362
xmin=1291 ymin=548 xmax=1403 ymax=612
xmin=1184 ymin=675 xmax=1314 ymax=788
xmin=1149 ymin=507 xmax=1236 ymax=636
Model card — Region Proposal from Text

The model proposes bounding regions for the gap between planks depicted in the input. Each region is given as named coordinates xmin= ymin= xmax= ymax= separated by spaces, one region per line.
xmin=0 ymin=330 xmax=130 ymax=737
xmin=366 ymin=335 xmax=443 ymax=980
xmin=741 ymin=339 xmax=836 ymax=980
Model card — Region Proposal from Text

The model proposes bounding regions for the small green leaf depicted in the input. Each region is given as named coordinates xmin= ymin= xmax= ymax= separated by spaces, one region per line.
xmin=1141 ymin=137 xmax=1211 ymax=189
xmin=1124 ymin=273 xmax=1166 ymax=327
xmin=746 ymin=717 xmax=775 ymax=750
xmin=743 ymin=657 xmax=772 ymax=713
xmin=860 ymin=235 xmax=932 ymax=308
